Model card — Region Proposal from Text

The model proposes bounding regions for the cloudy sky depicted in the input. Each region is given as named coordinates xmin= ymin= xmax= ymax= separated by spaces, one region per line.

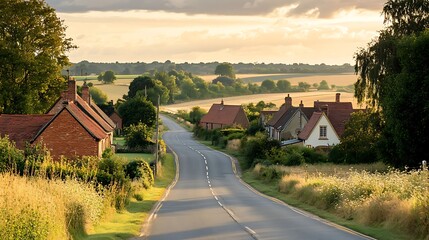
xmin=46 ymin=0 xmax=386 ymax=64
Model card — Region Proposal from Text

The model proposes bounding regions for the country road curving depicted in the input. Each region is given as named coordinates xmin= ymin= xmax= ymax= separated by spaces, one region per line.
xmin=142 ymin=115 xmax=371 ymax=240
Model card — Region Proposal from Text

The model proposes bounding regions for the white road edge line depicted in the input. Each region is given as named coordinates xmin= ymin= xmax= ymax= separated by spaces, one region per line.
xmin=139 ymin=133 xmax=181 ymax=238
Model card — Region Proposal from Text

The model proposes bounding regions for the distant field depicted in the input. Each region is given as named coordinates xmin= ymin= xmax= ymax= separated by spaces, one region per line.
xmin=199 ymin=73 xmax=357 ymax=86
xmin=161 ymin=91 xmax=365 ymax=113
xmin=72 ymin=73 xmax=358 ymax=103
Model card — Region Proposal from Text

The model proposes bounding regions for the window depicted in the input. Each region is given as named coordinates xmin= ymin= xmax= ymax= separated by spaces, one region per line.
xmin=319 ymin=126 xmax=327 ymax=138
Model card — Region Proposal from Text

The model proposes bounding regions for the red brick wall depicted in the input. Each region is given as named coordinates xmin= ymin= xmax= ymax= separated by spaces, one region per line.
xmin=34 ymin=110 xmax=101 ymax=159
xmin=110 ymin=112 xmax=122 ymax=130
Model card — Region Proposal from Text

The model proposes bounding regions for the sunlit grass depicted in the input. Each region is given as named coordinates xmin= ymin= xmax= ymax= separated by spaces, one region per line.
xmin=246 ymin=163 xmax=428 ymax=240
xmin=84 ymin=153 xmax=176 ymax=239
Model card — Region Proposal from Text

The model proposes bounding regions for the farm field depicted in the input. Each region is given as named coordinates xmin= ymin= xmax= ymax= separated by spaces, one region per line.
xmin=162 ymin=91 xmax=364 ymax=113
xmin=73 ymin=73 xmax=357 ymax=103
xmin=199 ymin=73 xmax=357 ymax=86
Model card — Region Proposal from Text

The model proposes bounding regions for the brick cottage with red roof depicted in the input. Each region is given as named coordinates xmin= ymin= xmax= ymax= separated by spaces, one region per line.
xmin=0 ymin=79 xmax=115 ymax=159
xmin=200 ymin=100 xmax=249 ymax=130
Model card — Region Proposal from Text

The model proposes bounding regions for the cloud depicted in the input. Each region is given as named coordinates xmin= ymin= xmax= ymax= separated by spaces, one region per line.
xmin=47 ymin=0 xmax=384 ymax=17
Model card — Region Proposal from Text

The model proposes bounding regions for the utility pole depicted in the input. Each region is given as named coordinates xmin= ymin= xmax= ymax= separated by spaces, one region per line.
xmin=154 ymin=94 xmax=160 ymax=176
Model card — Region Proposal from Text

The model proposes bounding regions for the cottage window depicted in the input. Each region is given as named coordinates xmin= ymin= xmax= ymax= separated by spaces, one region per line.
xmin=319 ymin=126 xmax=327 ymax=139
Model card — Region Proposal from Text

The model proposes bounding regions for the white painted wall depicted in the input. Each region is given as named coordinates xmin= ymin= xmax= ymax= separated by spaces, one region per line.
xmin=303 ymin=114 xmax=339 ymax=147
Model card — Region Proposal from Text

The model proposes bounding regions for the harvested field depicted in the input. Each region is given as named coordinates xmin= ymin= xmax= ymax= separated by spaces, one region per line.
xmin=162 ymin=91 xmax=364 ymax=113
xmin=199 ymin=73 xmax=357 ymax=86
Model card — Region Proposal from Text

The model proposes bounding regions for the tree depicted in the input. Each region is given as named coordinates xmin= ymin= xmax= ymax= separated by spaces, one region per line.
xmin=0 ymin=0 xmax=75 ymax=114
xmin=355 ymin=0 xmax=429 ymax=106
xmin=317 ymin=80 xmax=330 ymax=90
xmin=89 ymin=87 xmax=108 ymax=105
xmin=277 ymin=80 xmax=292 ymax=92
xmin=180 ymin=78 xmax=198 ymax=99
xmin=380 ymin=32 xmax=429 ymax=167
xmin=329 ymin=111 xmax=381 ymax=164
xmin=261 ymin=79 xmax=276 ymax=92
xmin=189 ymin=106 xmax=207 ymax=124
xmin=298 ymin=82 xmax=311 ymax=92
xmin=212 ymin=76 xmax=235 ymax=86
xmin=354 ymin=0 xmax=429 ymax=167
xmin=124 ymin=122 xmax=154 ymax=149
xmin=215 ymin=62 xmax=236 ymax=79
xmin=99 ymin=70 xmax=116 ymax=84
xmin=155 ymin=71 xmax=177 ymax=103
xmin=127 ymin=76 xmax=156 ymax=99
xmin=118 ymin=96 xmax=156 ymax=128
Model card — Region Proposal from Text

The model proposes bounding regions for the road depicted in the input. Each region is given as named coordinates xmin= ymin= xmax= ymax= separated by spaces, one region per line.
xmin=145 ymin=115 xmax=370 ymax=240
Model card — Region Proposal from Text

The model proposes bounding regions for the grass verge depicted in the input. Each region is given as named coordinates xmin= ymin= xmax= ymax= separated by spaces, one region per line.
xmin=83 ymin=153 xmax=176 ymax=240
xmin=241 ymin=171 xmax=409 ymax=240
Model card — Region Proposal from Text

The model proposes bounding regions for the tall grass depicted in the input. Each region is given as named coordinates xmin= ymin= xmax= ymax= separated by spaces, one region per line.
xmin=260 ymin=165 xmax=429 ymax=239
xmin=0 ymin=174 xmax=106 ymax=239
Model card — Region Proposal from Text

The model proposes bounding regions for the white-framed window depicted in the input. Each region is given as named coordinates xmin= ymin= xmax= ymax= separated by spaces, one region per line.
xmin=319 ymin=125 xmax=327 ymax=138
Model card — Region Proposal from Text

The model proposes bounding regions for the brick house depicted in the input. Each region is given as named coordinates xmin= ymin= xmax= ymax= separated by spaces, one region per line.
xmin=200 ymin=100 xmax=249 ymax=130
xmin=0 ymin=79 xmax=115 ymax=159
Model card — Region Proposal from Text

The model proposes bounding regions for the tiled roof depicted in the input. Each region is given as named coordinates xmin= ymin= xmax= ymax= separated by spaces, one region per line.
xmin=66 ymin=104 xmax=108 ymax=140
xmin=314 ymin=101 xmax=354 ymax=137
xmin=75 ymin=96 xmax=114 ymax=132
xmin=267 ymin=106 xmax=316 ymax=129
xmin=298 ymin=112 xmax=323 ymax=140
xmin=33 ymin=103 xmax=108 ymax=142
xmin=89 ymin=100 xmax=116 ymax=128
xmin=200 ymin=104 xmax=243 ymax=125
xmin=0 ymin=114 xmax=53 ymax=148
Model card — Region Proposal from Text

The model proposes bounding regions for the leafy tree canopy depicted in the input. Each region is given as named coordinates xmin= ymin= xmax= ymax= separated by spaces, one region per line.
xmin=0 ymin=0 xmax=75 ymax=114
xmin=89 ymin=87 xmax=108 ymax=105
xmin=318 ymin=80 xmax=330 ymax=90
xmin=354 ymin=0 xmax=429 ymax=167
xmin=98 ymin=70 xmax=116 ymax=84
xmin=277 ymin=80 xmax=292 ymax=92
xmin=118 ymin=96 xmax=156 ymax=128
xmin=127 ymin=76 xmax=155 ymax=99
xmin=261 ymin=79 xmax=276 ymax=92
xmin=214 ymin=62 xmax=236 ymax=79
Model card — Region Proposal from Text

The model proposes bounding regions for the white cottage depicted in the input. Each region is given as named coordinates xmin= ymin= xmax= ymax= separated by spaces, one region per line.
xmin=298 ymin=111 xmax=340 ymax=147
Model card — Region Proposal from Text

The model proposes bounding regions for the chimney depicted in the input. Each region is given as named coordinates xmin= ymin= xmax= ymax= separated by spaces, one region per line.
xmin=299 ymin=100 xmax=304 ymax=108
xmin=336 ymin=93 xmax=341 ymax=103
xmin=321 ymin=104 xmax=329 ymax=116
xmin=284 ymin=94 xmax=292 ymax=110
xmin=66 ymin=78 xmax=77 ymax=102
xmin=82 ymin=82 xmax=91 ymax=104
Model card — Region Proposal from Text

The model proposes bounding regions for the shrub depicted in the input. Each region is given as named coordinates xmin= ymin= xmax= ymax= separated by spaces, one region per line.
xmin=0 ymin=136 xmax=25 ymax=173
xmin=124 ymin=160 xmax=154 ymax=189
xmin=124 ymin=122 xmax=154 ymax=150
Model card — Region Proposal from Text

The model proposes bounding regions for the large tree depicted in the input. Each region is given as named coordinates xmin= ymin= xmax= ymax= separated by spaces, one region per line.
xmin=354 ymin=0 xmax=429 ymax=167
xmin=0 ymin=0 xmax=75 ymax=114
xmin=214 ymin=62 xmax=236 ymax=79
xmin=99 ymin=70 xmax=116 ymax=84
xmin=118 ymin=96 xmax=156 ymax=128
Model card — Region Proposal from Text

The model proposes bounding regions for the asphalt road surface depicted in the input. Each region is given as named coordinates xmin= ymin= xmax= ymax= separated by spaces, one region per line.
xmin=145 ymin=115 xmax=370 ymax=240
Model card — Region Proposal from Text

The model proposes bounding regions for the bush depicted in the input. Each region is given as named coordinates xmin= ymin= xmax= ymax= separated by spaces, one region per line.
xmin=125 ymin=160 xmax=154 ymax=189
xmin=0 ymin=136 xmax=25 ymax=173
xmin=124 ymin=122 xmax=154 ymax=150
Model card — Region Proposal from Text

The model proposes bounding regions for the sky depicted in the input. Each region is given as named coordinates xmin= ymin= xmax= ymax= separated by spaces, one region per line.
xmin=46 ymin=0 xmax=386 ymax=65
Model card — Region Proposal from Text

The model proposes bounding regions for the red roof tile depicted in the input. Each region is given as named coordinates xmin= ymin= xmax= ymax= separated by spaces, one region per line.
xmin=200 ymin=104 xmax=248 ymax=126
xmin=0 ymin=114 xmax=53 ymax=148
xmin=314 ymin=101 xmax=353 ymax=136
xmin=75 ymin=96 xmax=114 ymax=132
